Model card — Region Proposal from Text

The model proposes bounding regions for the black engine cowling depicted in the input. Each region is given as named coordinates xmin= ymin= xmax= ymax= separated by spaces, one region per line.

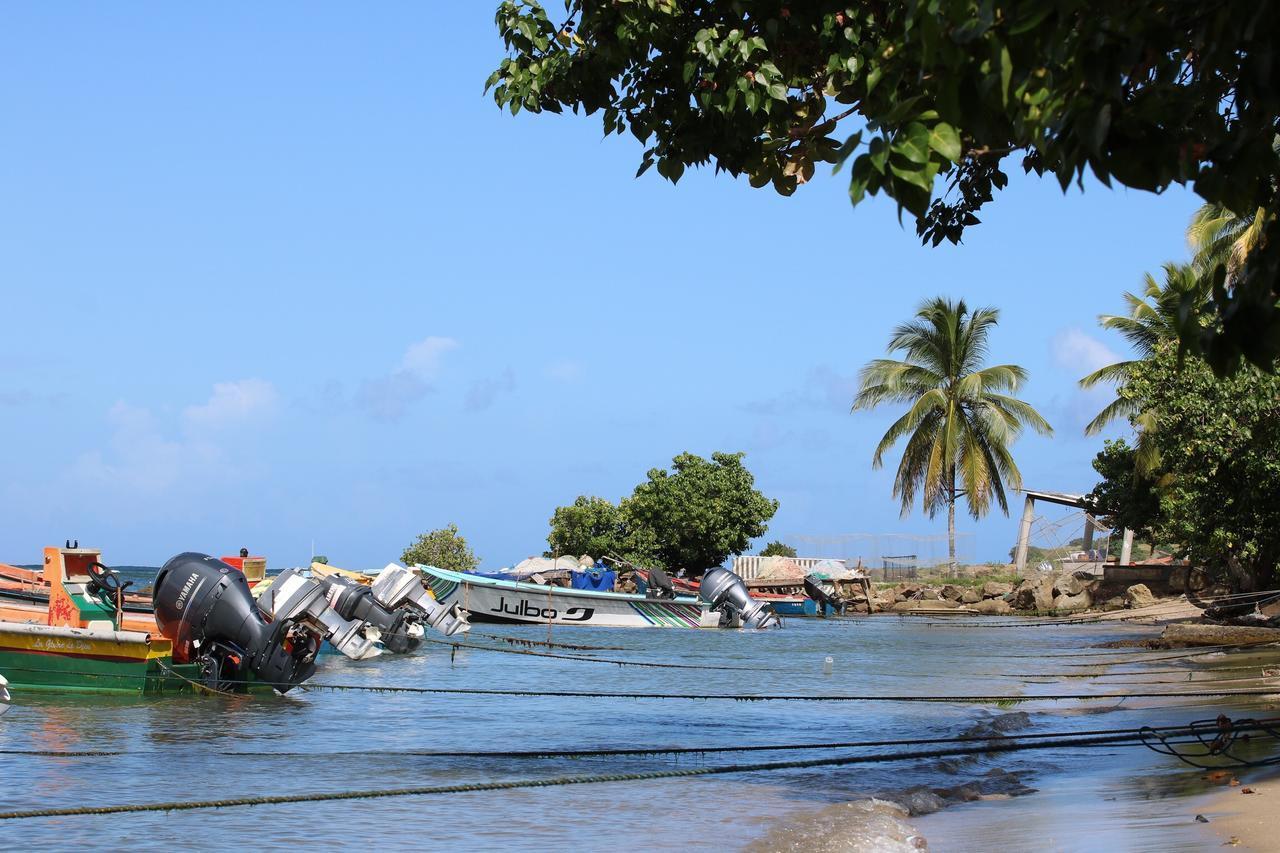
xmin=153 ymin=552 xmax=319 ymax=692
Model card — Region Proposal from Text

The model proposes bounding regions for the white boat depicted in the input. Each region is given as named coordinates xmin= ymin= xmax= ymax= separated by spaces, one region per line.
xmin=417 ymin=565 xmax=729 ymax=628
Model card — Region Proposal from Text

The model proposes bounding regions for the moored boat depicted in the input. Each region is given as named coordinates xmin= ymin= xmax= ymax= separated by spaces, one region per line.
xmin=0 ymin=546 xmax=363 ymax=699
xmin=419 ymin=565 xmax=726 ymax=628
xmin=418 ymin=564 xmax=781 ymax=629
xmin=0 ymin=545 xmax=230 ymax=695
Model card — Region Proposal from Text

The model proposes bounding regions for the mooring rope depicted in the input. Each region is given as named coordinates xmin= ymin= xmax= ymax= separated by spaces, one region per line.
xmin=1 ymin=663 xmax=1276 ymax=704
xmin=418 ymin=636 xmax=762 ymax=671
xmin=13 ymin=718 xmax=1275 ymax=760
xmin=2 ymin=720 xmax=1274 ymax=821
xmin=471 ymin=632 xmax=630 ymax=652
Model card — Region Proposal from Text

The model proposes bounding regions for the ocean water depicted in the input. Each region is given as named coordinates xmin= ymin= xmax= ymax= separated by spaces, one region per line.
xmin=1 ymin=611 xmax=1276 ymax=851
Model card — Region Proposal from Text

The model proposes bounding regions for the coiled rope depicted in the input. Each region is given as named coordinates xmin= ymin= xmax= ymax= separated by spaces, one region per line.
xmin=2 ymin=720 xmax=1274 ymax=821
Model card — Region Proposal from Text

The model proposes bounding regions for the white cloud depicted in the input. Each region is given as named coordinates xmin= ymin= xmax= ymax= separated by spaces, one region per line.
xmin=358 ymin=336 xmax=460 ymax=421
xmin=401 ymin=336 xmax=459 ymax=378
xmin=1051 ymin=328 xmax=1121 ymax=376
xmin=183 ymin=378 xmax=279 ymax=432
xmin=69 ymin=380 xmax=278 ymax=499
xmin=465 ymin=368 xmax=516 ymax=412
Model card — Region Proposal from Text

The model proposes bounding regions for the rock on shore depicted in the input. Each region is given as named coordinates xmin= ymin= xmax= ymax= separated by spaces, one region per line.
xmin=869 ymin=571 xmax=1184 ymax=617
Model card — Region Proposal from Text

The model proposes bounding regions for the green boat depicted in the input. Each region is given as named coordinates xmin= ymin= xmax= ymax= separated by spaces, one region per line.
xmin=0 ymin=545 xmax=336 ymax=699
xmin=0 ymin=545 xmax=227 ymax=696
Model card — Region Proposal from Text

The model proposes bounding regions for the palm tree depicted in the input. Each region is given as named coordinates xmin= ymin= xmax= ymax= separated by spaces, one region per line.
xmin=853 ymin=297 xmax=1053 ymax=575
xmin=1187 ymin=202 xmax=1266 ymax=280
xmin=1078 ymin=262 xmax=1208 ymax=473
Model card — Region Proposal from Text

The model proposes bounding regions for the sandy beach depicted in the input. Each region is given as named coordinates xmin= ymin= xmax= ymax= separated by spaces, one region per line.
xmin=1198 ymin=770 xmax=1280 ymax=851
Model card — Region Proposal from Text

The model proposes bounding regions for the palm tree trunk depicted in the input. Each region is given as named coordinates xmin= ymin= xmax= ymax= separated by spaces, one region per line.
xmin=948 ymin=465 xmax=957 ymax=578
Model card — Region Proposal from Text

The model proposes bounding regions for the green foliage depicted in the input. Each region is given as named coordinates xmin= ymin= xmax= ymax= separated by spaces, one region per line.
xmin=402 ymin=523 xmax=480 ymax=573
xmin=1122 ymin=343 xmax=1280 ymax=590
xmin=545 ymin=451 xmax=778 ymax=574
xmin=854 ymin=296 xmax=1051 ymax=510
xmin=313 ymin=555 xmax=329 ymax=565
xmin=488 ymin=2 xmax=1280 ymax=371
xmin=627 ymin=452 xmax=778 ymax=573
xmin=758 ymin=540 xmax=797 ymax=558
xmin=855 ymin=297 xmax=1050 ymax=573
xmin=544 ymin=495 xmax=627 ymax=559
xmin=1079 ymin=262 xmax=1208 ymax=453
xmin=1084 ymin=439 xmax=1163 ymax=541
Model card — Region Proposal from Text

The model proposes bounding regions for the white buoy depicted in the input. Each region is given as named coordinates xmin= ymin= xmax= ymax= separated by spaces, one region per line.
xmin=823 ymin=655 xmax=834 ymax=676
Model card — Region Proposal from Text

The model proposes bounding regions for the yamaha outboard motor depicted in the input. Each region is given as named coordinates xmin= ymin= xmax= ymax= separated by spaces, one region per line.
xmin=645 ymin=566 xmax=677 ymax=600
xmin=803 ymin=574 xmax=842 ymax=617
xmin=153 ymin=553 xmax=324 ymax=692
xmin=370 ymin=564 xmax=470 ymax=638
xmin=255 ymin=569 xmax=381 ymax=661
xmin=313 ymin=572 xmax=427 ymax=654
xmin=699 ymin=568 xmax=782 ymax=630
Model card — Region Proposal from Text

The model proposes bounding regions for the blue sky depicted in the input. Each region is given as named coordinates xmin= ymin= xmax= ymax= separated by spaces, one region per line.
xmin=0 ymin=5 xmax=1202 ymax=568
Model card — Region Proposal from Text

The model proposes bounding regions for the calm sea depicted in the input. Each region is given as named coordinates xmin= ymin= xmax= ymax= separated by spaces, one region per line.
xmin=0 ymin=604 xmax=1274 ymax=850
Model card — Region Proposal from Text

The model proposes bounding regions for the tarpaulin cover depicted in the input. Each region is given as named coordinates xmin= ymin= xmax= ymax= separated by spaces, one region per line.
xmin=571 ymin=569 xmax=616 ymax=591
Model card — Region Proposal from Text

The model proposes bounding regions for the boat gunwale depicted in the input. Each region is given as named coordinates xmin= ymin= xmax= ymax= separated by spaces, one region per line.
xmin=417 ymin=565 xmax=705 ymax=605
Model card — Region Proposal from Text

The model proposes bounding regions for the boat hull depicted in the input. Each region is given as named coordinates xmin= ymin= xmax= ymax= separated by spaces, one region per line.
xmin=419 ymin=567 xmax=722 ymax=628
xmin=0 ymin=622 xmax=202 ymax=694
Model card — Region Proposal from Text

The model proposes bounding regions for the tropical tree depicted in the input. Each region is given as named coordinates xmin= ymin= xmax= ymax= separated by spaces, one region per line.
xmin=853 ymin=297 xmax=1052 ymax=574
xmin=1078 ymin=262 xmax=1209 ymax=472
xmin=1187 ymin=203 xmax=1267 ymax=284
xmin=1120 ymin=342 xmax=1280 ymax=592
xmin=758 ymin=540 xmax=797 ymax=558
xmin=544 ymin=495 xmax=626 ymax=559
xmin=488 ymin=3 xmax=1280 ymax=371
xmin=545 ymin=451 xmax=778 ymax=575
xmin=402 ymin=523 xmax=480 ymax=573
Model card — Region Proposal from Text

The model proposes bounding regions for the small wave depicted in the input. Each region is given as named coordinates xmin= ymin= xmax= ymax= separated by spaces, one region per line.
xmin=747 ymin=798 xmax=928 ymax=852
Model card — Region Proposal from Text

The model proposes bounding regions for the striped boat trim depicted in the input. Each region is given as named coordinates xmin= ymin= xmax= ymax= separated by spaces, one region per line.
xmin=627 ymin=601 xmax=705 ymax=628
xmin=423 ymin=575 xmax=459 ymax=603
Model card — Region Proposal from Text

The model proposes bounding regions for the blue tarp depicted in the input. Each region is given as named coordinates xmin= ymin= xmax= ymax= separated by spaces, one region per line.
xmin=571 ymin=569 xmax=616 ymax=591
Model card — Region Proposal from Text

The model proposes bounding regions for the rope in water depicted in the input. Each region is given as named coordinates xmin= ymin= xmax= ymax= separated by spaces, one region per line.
xmin=419 ymin=635 xmax=763 ymax=671
xmin=7 ymin=717 xmax=1276 ymax=759
xmin=295 ymin=682 xmax=1280 ymax=703
xmin=2 ymin=663 xmax=1277 ymax=703
xmin=471 ymin=632 xmax=629 ymax=652
xmin=2 ymin=720 xmax=1274 ymax=821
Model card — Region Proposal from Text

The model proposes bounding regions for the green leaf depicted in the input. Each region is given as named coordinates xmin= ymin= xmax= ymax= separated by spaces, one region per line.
xmin=866 ymin=65 xmax=883 ymax=96
xmin=896 ymin=123 xmax=931 ymax=164
xmin=745 ymin=88 xmax=761 ymax=113
xmin=768 ymin=81 xmax=787 ymax=101
xmin=890 ymin=160 xmax=934 ymax=191
xmin=831 ymin=130 xmax=864 ymax=175
xmin=927 ymin=122 xmax=962 ymax=161
xmin=1090 ymin=103 xmax=1112 ymax=155
xmin=999 ymin=46 xmax=1012 ymax=106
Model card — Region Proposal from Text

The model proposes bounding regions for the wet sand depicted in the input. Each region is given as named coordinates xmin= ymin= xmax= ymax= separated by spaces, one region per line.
xmin=1197 ymin=770 xmax=1280 ymax=850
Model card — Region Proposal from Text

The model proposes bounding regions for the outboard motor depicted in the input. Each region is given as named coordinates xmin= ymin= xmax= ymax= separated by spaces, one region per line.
xmin=699 ymin=568 xmax=782 ymax=630
xmin=313 ymin=573 xmax=425 ymax=654
xmin=370 ymin=564 xmax=470 ymax=638
xmin=255 ymin=569 xmax=381 ymax=661
xmin=803 ymin=574 xmax=843 ymax=617
xmin=645 ymin=566 xmax=677 ymax=600
xmin=153 ymin=553 xmax=326 ymax=692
